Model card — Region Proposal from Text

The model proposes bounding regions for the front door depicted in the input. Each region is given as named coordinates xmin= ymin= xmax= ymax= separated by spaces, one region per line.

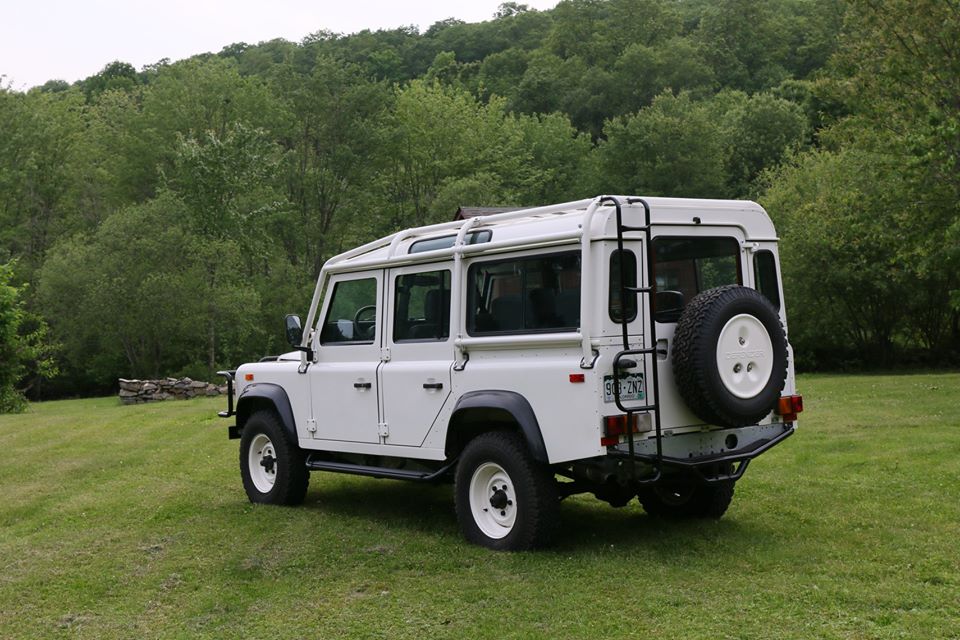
xmin=310 ymin=273 xmax=383 ymax=443
xmin=379 ymin=265 xmax=454 ymax=447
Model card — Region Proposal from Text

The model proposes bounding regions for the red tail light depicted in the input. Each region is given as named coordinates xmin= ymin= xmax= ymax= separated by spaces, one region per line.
xmin=777 ymin=395 xmax=803 ymax=422
xmin=601 ymin=414 xmax=640 ymax=447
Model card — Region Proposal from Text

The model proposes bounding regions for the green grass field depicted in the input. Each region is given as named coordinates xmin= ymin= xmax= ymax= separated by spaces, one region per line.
xmin=1 ymin=373 xmax=958 ymax=639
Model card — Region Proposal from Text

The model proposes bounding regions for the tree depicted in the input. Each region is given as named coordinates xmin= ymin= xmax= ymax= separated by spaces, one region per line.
xmin=826 ymin=0 xmax=960 ymax=316
xmin=166 ymin=122 xmax=282 ymax=242
xmin=79 ymin=61 xmax=140 ymax=101
xmin=761 ymin=140 xmax=958 ymax=367
xmin=713 ymin=91 xmax=808 ymax=196
xmin=594 ymin=91 xmax=728 ymax=197
xmin=272 ymin=55 xmax=391 ymax=274
xmin=38 ymin=195 xmax=260 ymax=387
xmin=611 ymin=38 xmax=715 ymax=111
xmin=0 ymin=262 xmax=57 ymax=412
xmin=0 ymin=88 xmax=85 ymax=275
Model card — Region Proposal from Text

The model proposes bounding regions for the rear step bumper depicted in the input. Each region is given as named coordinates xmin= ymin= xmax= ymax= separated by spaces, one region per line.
xmin=608 ymin=423 xmax=795 ymax=483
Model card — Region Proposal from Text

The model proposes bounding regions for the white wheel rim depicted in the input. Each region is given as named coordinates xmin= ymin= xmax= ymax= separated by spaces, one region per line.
xmin=468 ymin=462 xmax=517 ymax=539
xmin=715 ymin=313 xmax=774 ymax=399
xmin=248 ymin=433 xmax=277 ymax=493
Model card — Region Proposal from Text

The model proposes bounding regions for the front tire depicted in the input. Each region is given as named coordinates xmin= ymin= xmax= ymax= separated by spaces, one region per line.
xmin=239 ymin=410 xmax=309 ymax=505
xmin=455 ymin=431 xmax=559 ymax=551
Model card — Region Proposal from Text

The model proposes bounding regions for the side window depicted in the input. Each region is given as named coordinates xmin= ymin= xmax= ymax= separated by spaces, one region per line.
xmin=652 ymin=237 xmax=741 ymax=322
xmin=754 ymin=250 xmax=781 ymax=310
xmin=393 ymin=270 xmax=451 ymax=342
xmin=467 ymin=252 xmax=580 ymax=335
xmin=409 ymin=230 xmax=492 ymax=254
xmin=319 ymin=278 xmax=378 ymax=344
xmin=609 ymin=249 xmax=638 ymax=323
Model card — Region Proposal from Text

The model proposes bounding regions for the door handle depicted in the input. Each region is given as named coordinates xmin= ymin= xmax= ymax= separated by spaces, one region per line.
xmin=422 ymin=382 xmax=443 ymax=390
xmin=353 ymin=382 xmax=372 ymax=389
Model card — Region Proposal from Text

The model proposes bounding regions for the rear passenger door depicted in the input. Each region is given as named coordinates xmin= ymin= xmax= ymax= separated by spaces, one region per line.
xmin=378 ymin=265 xmax=454 ymax=447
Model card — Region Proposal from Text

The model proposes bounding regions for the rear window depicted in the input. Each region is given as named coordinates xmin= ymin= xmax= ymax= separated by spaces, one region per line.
xmin=467 ymin=252 xmax=581 ymax=335
xmin=652 ymin=237 xmax=741 ymax=322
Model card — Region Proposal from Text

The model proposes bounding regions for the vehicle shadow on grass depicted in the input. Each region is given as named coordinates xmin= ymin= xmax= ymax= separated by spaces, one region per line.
xmin=302 ymin=478 xmax=460 ymax=536
xmin=299 ymin=477 xmax=771 ymax=554
xmin=551 ymin=498 xmax=768 ymax=555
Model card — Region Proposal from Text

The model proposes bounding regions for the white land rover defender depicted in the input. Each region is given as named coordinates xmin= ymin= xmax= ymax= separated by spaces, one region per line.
xmin=219 ymin=196 xmax=803 ymax=550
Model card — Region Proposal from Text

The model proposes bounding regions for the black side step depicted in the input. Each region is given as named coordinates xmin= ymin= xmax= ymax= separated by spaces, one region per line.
xmin=305 ymin=458 xmax=456 ymax=482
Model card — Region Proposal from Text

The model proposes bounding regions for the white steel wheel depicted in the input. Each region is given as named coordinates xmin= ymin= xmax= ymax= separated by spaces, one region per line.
xmin=247 ymin=433 xmax=278 ymax=493
xmin=455 ymin=431 xmax=559 ymax=550
xmin=468 ymin=462 xmax=517 ymax=540
xmin=239 ymin=410 xmax=309 ymax=505
xmin=715 ymin=313 xmax=774 ymax=399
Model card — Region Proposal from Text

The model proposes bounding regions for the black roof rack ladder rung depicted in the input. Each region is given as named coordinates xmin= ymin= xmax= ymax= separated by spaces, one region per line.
xmin=603 ymin=196 xmax=663 ymax=481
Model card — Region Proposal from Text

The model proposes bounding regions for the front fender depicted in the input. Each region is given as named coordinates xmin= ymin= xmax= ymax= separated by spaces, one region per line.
xmin=236 ymin=382 xmax=298 ymax=444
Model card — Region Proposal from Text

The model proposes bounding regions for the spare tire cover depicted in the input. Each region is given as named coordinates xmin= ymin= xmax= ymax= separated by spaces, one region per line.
xmin=671 ymin=285 xmax=787 ymax=428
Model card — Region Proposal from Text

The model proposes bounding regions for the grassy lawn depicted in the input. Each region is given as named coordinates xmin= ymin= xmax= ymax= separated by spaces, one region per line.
xmin=1 ymin=373 xmax=958 ymax=639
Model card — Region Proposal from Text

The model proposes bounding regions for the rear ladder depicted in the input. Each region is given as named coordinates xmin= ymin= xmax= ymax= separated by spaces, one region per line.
xmin=607 ymin=196 xmax=663 ymax=482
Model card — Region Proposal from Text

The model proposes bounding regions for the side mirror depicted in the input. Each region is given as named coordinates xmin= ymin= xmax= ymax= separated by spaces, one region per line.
xmin=654 ymin=290 xmax=685 ymax=323
xmin=285 ymin=314 xmax=303 ymax=347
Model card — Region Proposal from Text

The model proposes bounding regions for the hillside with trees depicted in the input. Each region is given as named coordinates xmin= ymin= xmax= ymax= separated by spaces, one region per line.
xmin=1 ymin=0 xmax=957 ymax=405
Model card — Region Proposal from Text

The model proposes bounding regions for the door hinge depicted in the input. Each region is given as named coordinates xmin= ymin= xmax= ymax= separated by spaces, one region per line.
xmin=306 ymin=418 xmax=317 ymax=433
xmin=380 ymin=347 xmax=391 ymax=362
xmin=378 ymin=422 xmax=389 ymax=438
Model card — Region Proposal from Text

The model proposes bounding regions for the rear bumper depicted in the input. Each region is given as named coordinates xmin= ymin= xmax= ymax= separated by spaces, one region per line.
xmin=609 ymin=422 xmax=795 ymax=483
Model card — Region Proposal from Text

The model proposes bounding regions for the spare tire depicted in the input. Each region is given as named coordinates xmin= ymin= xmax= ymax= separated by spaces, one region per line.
xmin=672 ymin=285 xmax=787 ymax=428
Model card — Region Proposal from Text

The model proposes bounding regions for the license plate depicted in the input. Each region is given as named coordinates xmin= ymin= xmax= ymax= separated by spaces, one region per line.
xmin=603 ymin=373 xmax=645 ymax=403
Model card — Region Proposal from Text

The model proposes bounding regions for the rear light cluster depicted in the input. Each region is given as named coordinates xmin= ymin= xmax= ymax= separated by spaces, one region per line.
xmin=777 ymin=395 xmax=804 ymax=422
xmin=600 ymin=414 xmax=640 ymax=447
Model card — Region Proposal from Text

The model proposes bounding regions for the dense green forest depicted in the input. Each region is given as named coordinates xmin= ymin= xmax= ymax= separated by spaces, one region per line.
xmin=1 ymin=0 xmax=958 ymax=405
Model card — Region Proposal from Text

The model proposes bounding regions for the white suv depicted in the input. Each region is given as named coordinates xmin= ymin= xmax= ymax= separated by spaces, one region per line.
xmin=219 ymin=195 xmax=802 ymax=550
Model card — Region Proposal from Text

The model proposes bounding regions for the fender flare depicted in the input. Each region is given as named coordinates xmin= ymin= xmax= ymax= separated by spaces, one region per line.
xmin=236 ymin=383 xmax=298 ymax=444
xmin=448 ymin=390 xmax=549 ymax=463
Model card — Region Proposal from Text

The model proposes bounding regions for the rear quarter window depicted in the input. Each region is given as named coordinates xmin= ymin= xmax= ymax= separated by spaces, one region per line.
xmin=754 ymin=250 xmax=781 ymax=310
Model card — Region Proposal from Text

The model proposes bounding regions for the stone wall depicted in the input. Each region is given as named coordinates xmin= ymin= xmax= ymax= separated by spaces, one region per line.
xmin=118 ymin=377 xmax=228 ymax=404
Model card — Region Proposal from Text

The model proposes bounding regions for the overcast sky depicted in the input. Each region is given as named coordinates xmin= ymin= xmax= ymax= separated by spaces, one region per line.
xmin=1 ymin=0 xmax=559 ymax=90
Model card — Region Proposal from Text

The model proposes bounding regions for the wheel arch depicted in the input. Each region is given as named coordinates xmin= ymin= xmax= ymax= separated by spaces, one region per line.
xmin=445 ymin=390 xmax=548 ymax=463
xmin=236 ymin=383 xmax=298 ymax=444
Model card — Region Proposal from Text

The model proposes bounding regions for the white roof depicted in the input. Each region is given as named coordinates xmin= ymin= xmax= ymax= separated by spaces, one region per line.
xmin=324 ymin=195 xmax=777 ymax=274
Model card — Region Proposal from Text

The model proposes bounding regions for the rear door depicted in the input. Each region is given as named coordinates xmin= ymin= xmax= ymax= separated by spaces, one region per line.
xmin=378 ymin=265 xmax=454 ymax=447
xmin=651 ymin=230 xmax=747 ymax=428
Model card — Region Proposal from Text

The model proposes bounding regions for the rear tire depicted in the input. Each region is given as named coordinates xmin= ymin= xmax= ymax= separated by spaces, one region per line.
xmin=239 ymin=410 xmax=309 ymax=505
xmin=639 ymin=480 xmax=735 ymax=519
xmin=455 ymin=431 xmax=559 ymax=550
